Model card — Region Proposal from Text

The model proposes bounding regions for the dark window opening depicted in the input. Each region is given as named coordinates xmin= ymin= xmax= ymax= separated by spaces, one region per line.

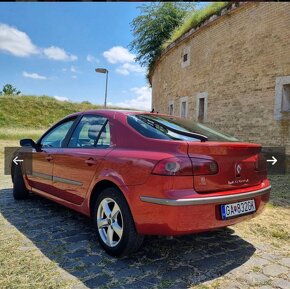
xmin=282 ymin=84 xmax=290 ymax=112
xmin=181 ymin=101 xmax=187 ymax=118
xmin=169 ymin=104 xmax=174 ymax=115
xmin=183 ymin=53 xmax=188 ymax=62
xmin=198 ymin=98 xmax=205 ymax=122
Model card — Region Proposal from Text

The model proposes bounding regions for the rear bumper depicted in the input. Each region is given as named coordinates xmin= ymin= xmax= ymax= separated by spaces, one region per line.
xmin=140 ymin=186 xmax=271 ymax=206
xmin=127 ymin=181 xmax=271 ymax=236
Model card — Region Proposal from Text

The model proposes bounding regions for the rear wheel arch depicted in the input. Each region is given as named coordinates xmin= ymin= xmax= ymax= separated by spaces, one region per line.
xmin=89 ymin=180 xmax=129 ymax=218
xmin=92 ymin=186 xmax=143 ymax=256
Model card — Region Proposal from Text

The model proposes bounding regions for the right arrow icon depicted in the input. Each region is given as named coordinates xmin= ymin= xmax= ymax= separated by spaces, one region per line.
xmin=267 ymin=156 xmax=277 ymax=166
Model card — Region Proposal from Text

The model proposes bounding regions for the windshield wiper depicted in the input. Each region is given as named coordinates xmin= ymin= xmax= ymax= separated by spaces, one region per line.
xmin=138 ymin=116 xmax=208 ymax=142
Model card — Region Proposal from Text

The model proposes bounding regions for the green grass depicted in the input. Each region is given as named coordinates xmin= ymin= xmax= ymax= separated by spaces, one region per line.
xmin=0 ymin=95 xmax=102 ymax=128
xmin=0 ymin=94 xmax=130 ymax=130
xmin=252 ymin=266 xmax=261 ymax=273
xmin=0 ymin=94 xmax=133 ymax=140
xmin=162 ymin=2 xmax=233 ymax=50
xmin=234 ymin=175 xmax=290 ymax=249
xmin=157 ymin=279 xmax=175 ymax=289
xmin=0 ymin=127 xmax=45 ymax=141
xmin=0 ymin=215 xmax=77 ymax=289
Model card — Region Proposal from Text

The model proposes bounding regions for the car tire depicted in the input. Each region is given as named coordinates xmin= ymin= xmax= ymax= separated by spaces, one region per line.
xmin=13 ymin=165 xmax=29 ymax=200
xmin=93 ymin=187 xmax=144 ymax=257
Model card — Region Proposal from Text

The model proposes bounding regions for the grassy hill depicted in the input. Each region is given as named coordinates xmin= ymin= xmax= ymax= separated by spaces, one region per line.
xmin=0 ymin=95 xmax=104 ymax=128
xmin=0 ymin=95 xmax=110 ymax=140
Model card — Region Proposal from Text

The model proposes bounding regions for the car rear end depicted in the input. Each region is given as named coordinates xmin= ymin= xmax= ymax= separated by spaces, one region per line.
xmin=123 ymin=113 xmax=270 ymax=236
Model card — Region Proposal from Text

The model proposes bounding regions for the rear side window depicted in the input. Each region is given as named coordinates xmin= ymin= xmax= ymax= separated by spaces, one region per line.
xmin=68 ymin=115 xmax=111 ymax=148
xmin=127 ymin=115 xmax=171 ymax=140
xmin=127 ymin=114 xmax=238 ymax=142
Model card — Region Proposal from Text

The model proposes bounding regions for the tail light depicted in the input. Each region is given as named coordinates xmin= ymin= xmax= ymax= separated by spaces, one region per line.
xmin=255 ymin=153 xmax=267 ymax=171
xmin=152 ymin=157 xmax=218 ymax=176
xmin=191 ymin=158 xmax=218 ymax=175
xmin=152 ymin=157 xmax=192 ymax=176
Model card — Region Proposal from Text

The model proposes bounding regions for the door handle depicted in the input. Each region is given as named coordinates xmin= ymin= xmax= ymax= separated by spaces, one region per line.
xmin=85 ymin=158 xmax=97 ymax=166
xmin=45 ymin=155 xmax=53 ymax=161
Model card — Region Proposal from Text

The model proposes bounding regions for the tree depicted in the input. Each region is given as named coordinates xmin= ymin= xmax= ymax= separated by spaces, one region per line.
xmin=130 ymin=2 xmax=195 ymax=82
xmin=81 ymin=100 xmax=92 ymax=105
xmin=0 ymin=84 xmax=21 ymax=95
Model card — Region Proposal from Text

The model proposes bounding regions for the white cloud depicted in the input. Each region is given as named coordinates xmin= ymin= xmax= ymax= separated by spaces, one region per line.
xmin=54 ymin=95 xmax=69 ymax=102
xmin=103 ymin=46 xmax=143 ymax=76
xmin=87 ymin=54 xmax=100 ymax=63
xmin=70 ymin=65 xmax=81 ymax=73
xmin=43 ymin=46 xmax=77 ymax=61
xmin=0 ymin=23 xmax=39 ymax=57
xmin=71 ymin=75 xmax=77 ymax=79
xmin=116 ymin=63 xmax=145 ymax=75
xmin=114 ymin=86 xmax=152 ymax=111
xmin=103 ymin=46 xmax=135 ymax=64
xmin=22 ymin=71 xmax=47 ymax=80
xmin=0 ymin=24 xmax=78 ymax=62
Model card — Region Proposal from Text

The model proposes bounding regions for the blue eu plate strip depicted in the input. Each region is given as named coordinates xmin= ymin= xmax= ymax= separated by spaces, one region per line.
xmin=221 ymin=205 xmax=226 ymax=220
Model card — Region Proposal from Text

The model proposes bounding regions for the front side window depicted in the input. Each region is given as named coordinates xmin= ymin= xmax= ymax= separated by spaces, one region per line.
xmin=68 ymin=115 xmax=111 ymax=148
xmin=41 ymin=119 xmax=75 ymax=148
xmin=128 ymin=114 xmax=238 ymax=142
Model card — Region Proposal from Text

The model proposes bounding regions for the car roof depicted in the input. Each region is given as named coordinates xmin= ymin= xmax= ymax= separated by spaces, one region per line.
xmin=83 ymin=109 xmax=141 ymax=116
xmin=66 ymin=109 xmax=146 ymax=118
xmin=64 ymin=109 xmax=170 ymax=120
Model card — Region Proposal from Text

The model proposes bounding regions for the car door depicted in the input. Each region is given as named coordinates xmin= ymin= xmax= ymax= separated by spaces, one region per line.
xmin=51 ymin=114 xmax=114 ymax=205
xmin=27 ymin=118 xmax=77 ymax=193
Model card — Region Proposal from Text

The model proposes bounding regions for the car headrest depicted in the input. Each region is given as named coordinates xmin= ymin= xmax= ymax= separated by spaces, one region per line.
xmin=88 ymin=125 xmax=103 ymax=140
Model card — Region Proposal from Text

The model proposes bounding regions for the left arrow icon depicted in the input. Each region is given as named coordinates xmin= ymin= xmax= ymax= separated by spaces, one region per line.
xmin=13 ymin=156 xmax=24 ymax=165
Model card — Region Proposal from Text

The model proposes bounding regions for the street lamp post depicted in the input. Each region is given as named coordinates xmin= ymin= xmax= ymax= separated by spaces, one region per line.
xmin=95 ymin=68 xmax=109 ymax=108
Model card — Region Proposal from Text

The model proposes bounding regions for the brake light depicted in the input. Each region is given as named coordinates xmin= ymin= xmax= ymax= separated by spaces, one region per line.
xmin=255 ymin=153 xmax=267 ymax=171
xmin=152 ymin=157 xmax=193 ymax=176
xmin=191 ymin=158 xmax=218 ymax=175
xmin=152 ymin=157 xmax=218 ymax=176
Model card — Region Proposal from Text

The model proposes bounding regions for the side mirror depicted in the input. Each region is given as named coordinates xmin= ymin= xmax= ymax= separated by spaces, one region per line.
xmin=20 ymin=139 xmax=41 ymax=151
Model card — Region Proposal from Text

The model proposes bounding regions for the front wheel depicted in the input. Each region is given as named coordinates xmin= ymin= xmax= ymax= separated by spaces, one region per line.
xmin=13 ymin=165 xmax=29 ymax=200
xmin=93 ymin=187 xmax=143 ymax=257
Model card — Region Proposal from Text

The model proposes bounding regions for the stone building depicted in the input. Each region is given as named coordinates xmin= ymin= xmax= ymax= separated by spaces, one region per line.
xmin=151 ymin=2 xmax=290 ymax=172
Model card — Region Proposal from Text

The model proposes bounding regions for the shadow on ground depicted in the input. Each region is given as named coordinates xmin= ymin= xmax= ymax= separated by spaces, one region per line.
xmin=0 ymin=188 xmax=255 ymax=289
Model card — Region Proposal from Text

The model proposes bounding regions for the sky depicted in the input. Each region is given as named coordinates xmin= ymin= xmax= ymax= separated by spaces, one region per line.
xmin=0 ymin=2 xmax=207 ymax=111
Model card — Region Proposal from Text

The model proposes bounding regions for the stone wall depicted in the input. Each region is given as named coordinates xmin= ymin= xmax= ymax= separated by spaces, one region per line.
xmin=151 ymin=2 xmax=290 ymax=169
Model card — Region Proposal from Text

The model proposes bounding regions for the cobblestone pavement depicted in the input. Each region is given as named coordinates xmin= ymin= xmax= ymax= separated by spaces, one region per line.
xmin=0 ymin=174 xmax=289 ymax=289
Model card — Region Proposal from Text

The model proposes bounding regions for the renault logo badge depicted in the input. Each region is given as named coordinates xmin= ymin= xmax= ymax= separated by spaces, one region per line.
xmin=236 ymin=164 xmax=242 ymax=176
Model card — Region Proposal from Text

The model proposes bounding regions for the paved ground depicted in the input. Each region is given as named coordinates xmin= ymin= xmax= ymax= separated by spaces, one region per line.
xmin=0 ymin=172 xmax=289 ymax=289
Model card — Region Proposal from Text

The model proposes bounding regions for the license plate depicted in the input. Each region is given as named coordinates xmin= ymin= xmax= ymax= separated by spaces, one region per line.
xmin=221 ymin=199 xmax=256 ymax=220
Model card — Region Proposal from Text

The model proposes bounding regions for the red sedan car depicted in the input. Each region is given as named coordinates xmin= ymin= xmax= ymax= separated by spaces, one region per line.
xmin=12 ymin=110 xmax=271 ymax=256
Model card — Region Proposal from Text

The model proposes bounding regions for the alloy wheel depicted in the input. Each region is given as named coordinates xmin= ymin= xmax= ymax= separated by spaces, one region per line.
xmin=97 ymin=197 xmax=124 ymax=247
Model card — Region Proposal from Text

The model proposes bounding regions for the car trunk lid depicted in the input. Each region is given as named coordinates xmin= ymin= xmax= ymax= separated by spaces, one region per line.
xmin=187 ymin=142 xmax=267 ymax=193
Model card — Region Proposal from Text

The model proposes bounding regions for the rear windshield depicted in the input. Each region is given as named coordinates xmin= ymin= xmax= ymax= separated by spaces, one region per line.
xmin=127 ymin=114 xmax=238 ymax=142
